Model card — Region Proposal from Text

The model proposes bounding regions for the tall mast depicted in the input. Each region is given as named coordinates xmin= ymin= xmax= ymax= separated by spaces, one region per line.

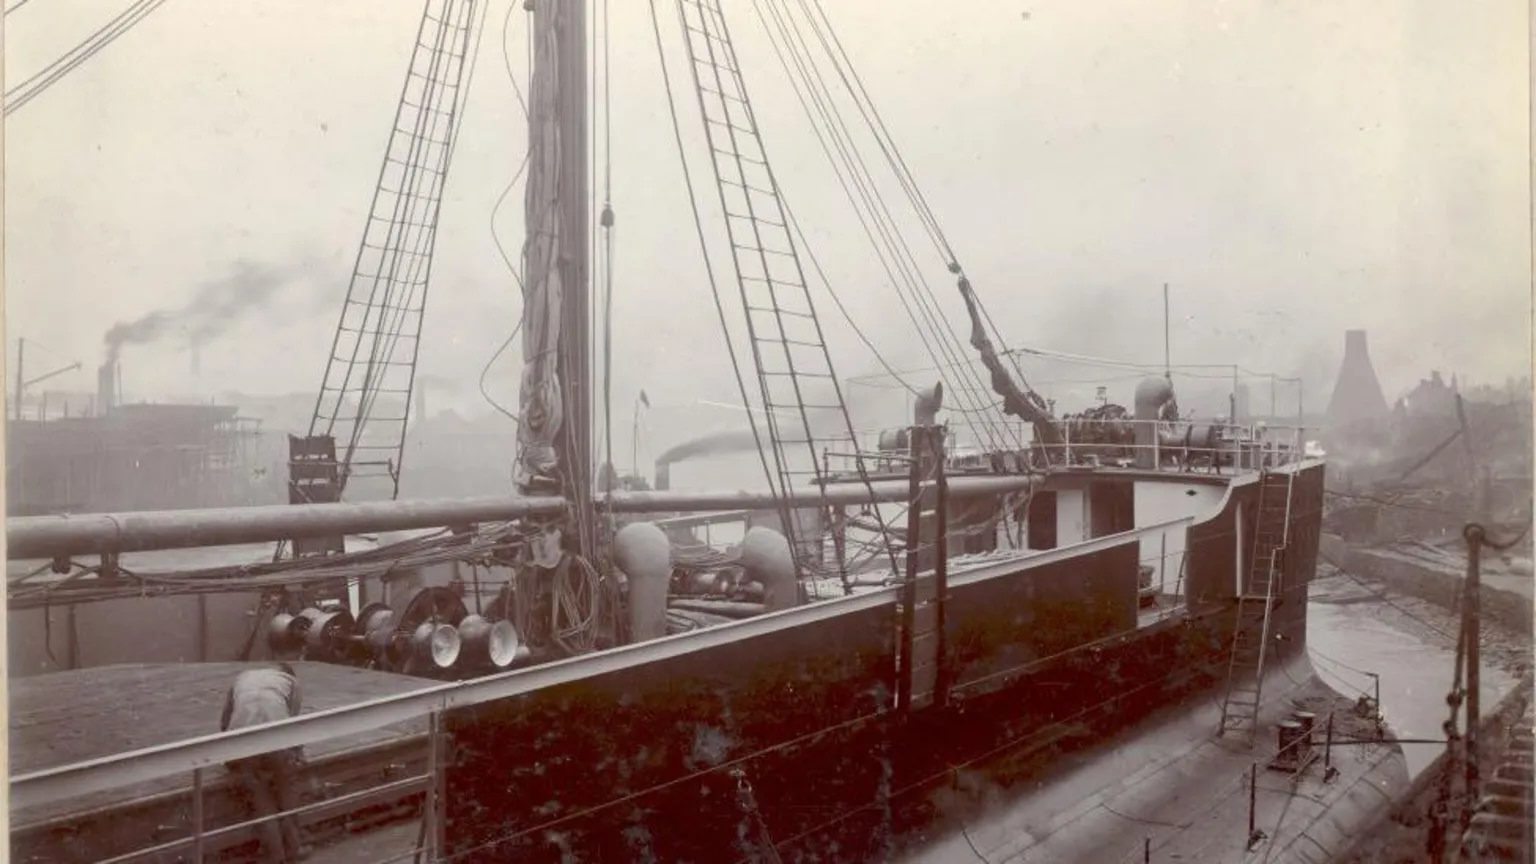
xmin=557 ymin=0 xmax=592 ymax=557
xmin=518 ymin=0 xmax=593 ymax=558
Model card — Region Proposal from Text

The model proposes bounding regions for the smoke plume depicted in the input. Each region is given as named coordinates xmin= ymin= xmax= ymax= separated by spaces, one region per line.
xmin=653 ymin=399 xmax=884 ymax=468
xmin=655 ymin=429 xmax=761 ymax=466
xmin=104 ymin=261 xmax=291 ymax=362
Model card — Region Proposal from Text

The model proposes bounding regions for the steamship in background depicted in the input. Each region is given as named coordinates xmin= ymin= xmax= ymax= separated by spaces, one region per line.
xmin=17 ymin=0 xmax=1517 ymax=862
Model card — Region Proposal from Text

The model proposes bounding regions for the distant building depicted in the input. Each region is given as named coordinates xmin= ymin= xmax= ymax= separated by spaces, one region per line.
xmin=1394 ymin=370 xmax=1458 ymax=419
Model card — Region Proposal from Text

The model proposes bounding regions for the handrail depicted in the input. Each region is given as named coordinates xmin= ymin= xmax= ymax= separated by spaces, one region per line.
xmin=6 ymin=476 xmax=1039 ymax=560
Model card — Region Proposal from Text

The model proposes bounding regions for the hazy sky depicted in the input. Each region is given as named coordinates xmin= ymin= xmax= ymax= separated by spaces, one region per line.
xmin=5 ymin=1 xmax=1530 ymax=449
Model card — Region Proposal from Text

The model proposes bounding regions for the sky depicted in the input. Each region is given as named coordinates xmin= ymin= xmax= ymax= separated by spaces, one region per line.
xmin=4 ymin=0 xmax=1530 ymax=465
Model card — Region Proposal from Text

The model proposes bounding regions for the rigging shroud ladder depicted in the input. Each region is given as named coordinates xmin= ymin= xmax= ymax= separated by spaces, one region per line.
xmin=305 ymin=0 xmax=478 ymax=503
xmin=673 ymin=0 xmax=895 ymax=586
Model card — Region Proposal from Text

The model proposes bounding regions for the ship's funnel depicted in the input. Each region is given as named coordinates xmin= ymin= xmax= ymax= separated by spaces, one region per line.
xmin=1326 ymin=329 xmax=1389 ymax=428
xmin=1133 ymin=376 xmax=1176 ymax=469
xmin=914 ymin=381 xmax=944 ymax=426
xmin=653 ymin=429 xmax=760 ymax=490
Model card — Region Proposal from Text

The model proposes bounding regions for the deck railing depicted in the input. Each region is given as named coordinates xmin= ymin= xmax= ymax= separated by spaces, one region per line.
xmin=827 ymin=421 xmax=1310 ymax=478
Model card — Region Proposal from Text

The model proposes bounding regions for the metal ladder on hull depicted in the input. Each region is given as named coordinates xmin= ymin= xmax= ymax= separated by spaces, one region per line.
xmin=1218 ymin=469 xmax=1295 ymax=742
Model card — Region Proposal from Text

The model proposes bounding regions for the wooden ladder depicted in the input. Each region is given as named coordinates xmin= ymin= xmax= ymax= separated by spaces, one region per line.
xmin=1218 ymin=469 xmax=1295 ymax=742
xmin=898 ymin=426 xmax=949 ymax=712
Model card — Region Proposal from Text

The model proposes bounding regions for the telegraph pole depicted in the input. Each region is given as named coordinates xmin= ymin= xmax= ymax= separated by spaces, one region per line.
xmin=1464 ymin=524 xmax=1482 ymax=805
xmin=1457 ymin=396 xmax=1482 ymax=806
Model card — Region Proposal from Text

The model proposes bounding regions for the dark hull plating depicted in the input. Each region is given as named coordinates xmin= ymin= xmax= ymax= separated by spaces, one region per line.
xmin=444 ymin=463 xmax=1325 ymax=861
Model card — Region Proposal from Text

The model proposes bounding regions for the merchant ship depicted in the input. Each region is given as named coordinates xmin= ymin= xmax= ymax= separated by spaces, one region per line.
xmin=7 ymin=1 xmax=1407 ymax=862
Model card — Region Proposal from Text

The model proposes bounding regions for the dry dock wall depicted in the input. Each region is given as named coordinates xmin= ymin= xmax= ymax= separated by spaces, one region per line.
xmin=1320 ymin=536 xmax=1533 ymax=633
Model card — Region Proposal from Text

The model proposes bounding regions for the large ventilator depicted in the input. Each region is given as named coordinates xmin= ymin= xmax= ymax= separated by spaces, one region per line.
xmin=615 ymin=521 xmax=672 ymax=642
xmin=740 ymin=526 xmax=799 ymax=612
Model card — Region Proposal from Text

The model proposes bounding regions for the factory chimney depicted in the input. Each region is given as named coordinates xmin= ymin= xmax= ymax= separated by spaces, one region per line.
xmin=1325 ymin=329 xmax=1389 ymax=428
xmin=96 ymin=362 xmax=118 ymax=415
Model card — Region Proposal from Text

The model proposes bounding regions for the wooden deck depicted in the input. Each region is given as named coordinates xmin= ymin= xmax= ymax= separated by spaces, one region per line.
xmin=10 ymin=661 xmax=433 ymax=831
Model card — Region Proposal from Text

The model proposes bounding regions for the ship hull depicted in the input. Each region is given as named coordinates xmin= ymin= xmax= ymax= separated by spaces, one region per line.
xmin=441 ymin=462 xmax=1325 ymax=861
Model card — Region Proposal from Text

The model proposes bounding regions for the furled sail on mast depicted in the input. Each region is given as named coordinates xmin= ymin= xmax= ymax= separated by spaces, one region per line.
xmin=515 ymin=3 xmax=568 ymax=494
xmin=956 ymin=276 xmax=1063 ymax=450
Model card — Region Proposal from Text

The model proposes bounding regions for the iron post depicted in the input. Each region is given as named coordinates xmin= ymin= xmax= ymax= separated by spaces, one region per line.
xmin=1464 ymin=524 xmax=1483 ymax=807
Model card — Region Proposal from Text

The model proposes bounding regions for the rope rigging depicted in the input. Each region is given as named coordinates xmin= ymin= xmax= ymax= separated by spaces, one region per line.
xmin=4 ymin=0 xmax=170 ymax=116
xmin=791 ymin=0 xmax=1046 ymax=407
xmin=747 ymin=0 xmax=1025 ymax=458
xmin=478 ymin=0 xmax=536 ymax=425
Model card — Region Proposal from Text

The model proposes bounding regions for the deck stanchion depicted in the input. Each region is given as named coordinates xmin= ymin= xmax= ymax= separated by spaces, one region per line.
xmin=192 ymin=767 xmax=205 ymax=863
xmin=424 ymin=709 xmax=442 ymax=862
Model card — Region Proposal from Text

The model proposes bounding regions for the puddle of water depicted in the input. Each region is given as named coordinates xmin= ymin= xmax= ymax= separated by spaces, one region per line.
xmin=1309 ymin=600 xmax=1516 ymax=777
